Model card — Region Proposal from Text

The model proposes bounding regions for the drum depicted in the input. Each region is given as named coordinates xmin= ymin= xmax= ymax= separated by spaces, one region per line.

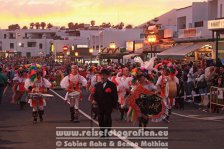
xmin=28 ymin=93 xmax=42 ymax=99
xmin=68 ymin=91 xmax=81 ymax=109
xmin=27 ymin=93 xmax=45 ymax=107
xmin=165 ymin=80 xmax=177 ymax=99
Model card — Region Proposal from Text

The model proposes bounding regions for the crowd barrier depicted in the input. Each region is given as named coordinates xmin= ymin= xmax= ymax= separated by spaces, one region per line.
xmin=210 ymin=86 xmax=224 ymax=112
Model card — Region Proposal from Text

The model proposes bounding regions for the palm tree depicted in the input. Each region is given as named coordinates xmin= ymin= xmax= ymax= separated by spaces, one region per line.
xmin=105 ymin=22 xmax=111 ymax=28
xmin=47 ymin=23 xmax=53 ymax=29
xmin=77 ymin=23 xmax=84 ymax=29
xmin=125 ymin=24 xmax=133 ymax=29
xmin=40 ymin=22 xmax=46 ymax=29
xmin=90 ymin=20 xmax=95 ymax=27
xmin=74 ymin=23 xmax=78 ymax=29
xmin=60 ymin=26 xmax=66 ymax=30
xmin=22 ymin=26 xmax=28 ymax=29
xmin=35 ymin=22 xmax=40 ymax=29
xmin=118 ymin=22 xmax=124 ymax=29
xmin=30 ymin=22 xmax=34 ymax=29
xmin=100 ymin=22 xmax=106 ymax=28
xmin=8 ymin=24 xmax=20 ymax=30
xmin=68 ymin=22 xmax=74 ymax=29
xmin=14 ymin=24 xmax=20 ymax=29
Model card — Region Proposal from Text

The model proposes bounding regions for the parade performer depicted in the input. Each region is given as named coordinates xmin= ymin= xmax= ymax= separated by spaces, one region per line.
xmin=136 ymin=74 xmax=157 ymax=127
xmin=126 ymin=72 xmax=168 ymax=127
xmin=12 ymin=68 xmax=27 ymax=109
xmin=24 ymin=64 xmax=52 ymax=123
xmin=156 ymin=64 xmax=179 ymax=118
xmin=60 ymin=65 xmax=87 ymax=122
xmin=92 ymin=69 xmax=118 ymax=137
xmin=116 ymin=67 xmax=133 ymax=120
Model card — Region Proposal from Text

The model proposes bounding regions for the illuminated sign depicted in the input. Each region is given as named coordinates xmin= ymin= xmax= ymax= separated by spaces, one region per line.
xmin=208 ymin=19 xmax=224 ymax=30
xmin=77 ymin=45 xmax=88 ymax=48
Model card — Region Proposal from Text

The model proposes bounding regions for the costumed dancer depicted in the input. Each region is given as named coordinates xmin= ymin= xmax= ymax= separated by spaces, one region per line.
xmin=156 ymin=63 xmax=179 ymax=121
xmin=116 ymin=67 xmax=133 ymax=120
xmin=12 ymin=68 xmax=27 ymax=109
xmin=136 ymin=73 xmax=157 ymax=127
xmin=25 ymin=65 xmax=52 ymax=123
xmin=60 ymin=65 xmax=87 ymax=122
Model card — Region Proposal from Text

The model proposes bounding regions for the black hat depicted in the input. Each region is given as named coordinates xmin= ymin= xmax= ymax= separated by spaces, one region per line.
xmin=101 ymin=69 xmax=110 ymax=75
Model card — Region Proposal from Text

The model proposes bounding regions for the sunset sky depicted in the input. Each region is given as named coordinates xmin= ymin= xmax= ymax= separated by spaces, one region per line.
xmin=0 ymin=0 xmax=206 ymax=29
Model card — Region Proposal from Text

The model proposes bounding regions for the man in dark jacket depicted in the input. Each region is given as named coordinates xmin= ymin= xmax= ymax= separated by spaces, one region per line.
xmin=93 ymin=69 xmax=118 ymax=137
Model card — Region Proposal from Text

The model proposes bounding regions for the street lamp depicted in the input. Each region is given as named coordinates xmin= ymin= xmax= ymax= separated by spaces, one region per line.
xmin=18 ymin=42 xmax=22 ymax=57
xmin=89 ymin=48 xmax=93 ymax=64
xmin=75 ymin=52 xmax=78 ymax=57
xmin=109 ymin=42 xmax=116 ymax=49
xmin=147 ymin=35 xmax=156 ymax=58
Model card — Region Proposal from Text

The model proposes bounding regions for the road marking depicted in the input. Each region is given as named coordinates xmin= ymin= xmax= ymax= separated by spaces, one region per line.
xmin=50 ymin=89 xmax=142 ymax=149
xmin=172 ymin=112 xmax=222 ymax=122
xmin=187 ymin=115 xmax=200 ymax=117
xmin=200 ymin=116 xmax=224 ymax=120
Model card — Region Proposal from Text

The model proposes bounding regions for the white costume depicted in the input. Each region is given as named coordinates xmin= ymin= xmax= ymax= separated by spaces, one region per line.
xmin=24 ymin=77 xmax=51 ymax=123
xmin=116 ymin=74 xmax=133 ymax=107
xmin=60 ymin=73 xmax=87 ymax=122
xmin=24 ymin=77 xmax=51 ymax=109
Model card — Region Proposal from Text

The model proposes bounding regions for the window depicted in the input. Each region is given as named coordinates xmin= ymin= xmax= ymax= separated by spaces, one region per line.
xmin=19 ymin=43 xmax=24 ymax=47
xmin=10 ymin=43 xmax=14 ymax=49
xmin=39 ymin=43 xmax=43 ymax=49
xmin=4 ymin=34 xmax=6 ymax=39
xmin=9 ymin=33 xmax=14 ymax=39
xmin=27 ymin=42 xmax=36 ymax=47
xmin=194 ymin=21 xmax=204 ymax=27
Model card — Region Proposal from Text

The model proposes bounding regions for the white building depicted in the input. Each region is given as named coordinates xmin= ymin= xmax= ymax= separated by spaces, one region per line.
xmin=208 ymin=0 xmax=224 ymax=60
xmin=176 ymin=2 xmax=212 ymax=41
xmin=0 ymin=28 xmax=143 ymax=57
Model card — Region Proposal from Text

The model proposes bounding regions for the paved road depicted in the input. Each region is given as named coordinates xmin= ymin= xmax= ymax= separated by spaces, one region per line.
xmin=0 ymin=88 xmax=224 ymax=149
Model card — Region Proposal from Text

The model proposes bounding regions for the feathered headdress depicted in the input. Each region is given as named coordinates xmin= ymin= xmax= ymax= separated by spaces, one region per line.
xmin=27 ymin=63 xmax=42 ymax=82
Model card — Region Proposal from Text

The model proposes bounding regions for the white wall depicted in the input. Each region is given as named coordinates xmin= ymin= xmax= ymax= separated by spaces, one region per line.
xmin=101 ymin=28 xmax=142 ymax=48
xmin=192 ymin=2 xmax=209 ymax=23
xmin=208 ymin=0 xmax=218 ymax=19
xmin=177 ymin=6 xmax=193 ymax=29
xmin=218 ymin=0 xmax=224 ymax=18
xmin=0 ymin=28 xmax=142 ymax=57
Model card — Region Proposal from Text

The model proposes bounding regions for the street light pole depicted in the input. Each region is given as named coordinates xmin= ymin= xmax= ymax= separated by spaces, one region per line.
xmin=147 ymin=35 xmax=156 ymax=59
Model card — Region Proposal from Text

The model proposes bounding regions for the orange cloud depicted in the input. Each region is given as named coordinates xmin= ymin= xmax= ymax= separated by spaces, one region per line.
xmin=0 ymin=0 xmax=205 ymax=29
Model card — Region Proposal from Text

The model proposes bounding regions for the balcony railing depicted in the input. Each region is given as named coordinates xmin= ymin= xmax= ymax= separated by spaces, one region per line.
xmin=177 ymin=27 xmax=212 ymax=39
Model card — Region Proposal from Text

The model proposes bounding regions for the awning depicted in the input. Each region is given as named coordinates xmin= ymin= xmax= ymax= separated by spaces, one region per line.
xmin=157 ymin=42 xmax=213 ymax=59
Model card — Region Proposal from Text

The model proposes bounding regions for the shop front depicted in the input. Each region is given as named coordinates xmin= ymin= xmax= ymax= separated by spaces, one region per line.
xmin=157 ymin=42 xmax=214 ymax=62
